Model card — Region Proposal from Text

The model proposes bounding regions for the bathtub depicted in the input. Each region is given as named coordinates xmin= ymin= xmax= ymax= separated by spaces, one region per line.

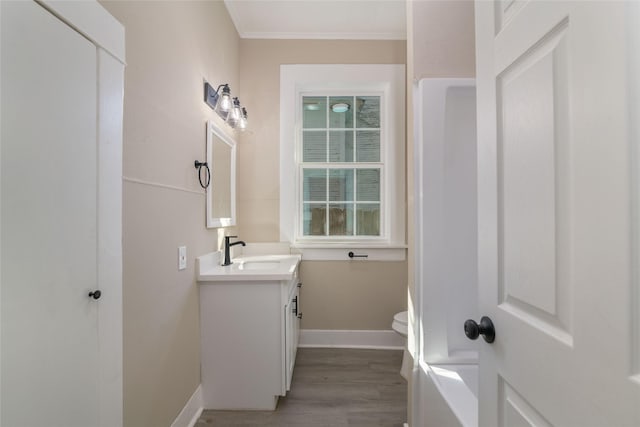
xmin=413 ymin=78 xmax=478 ymax=427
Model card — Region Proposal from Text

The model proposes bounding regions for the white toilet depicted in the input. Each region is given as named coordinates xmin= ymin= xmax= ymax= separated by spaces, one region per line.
xmin=392 ymin=310 xmax=411 ymax=380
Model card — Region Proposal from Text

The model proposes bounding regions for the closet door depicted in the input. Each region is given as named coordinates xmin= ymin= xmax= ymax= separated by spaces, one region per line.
xmin=1 ymin=1 xmax=100 ymax=426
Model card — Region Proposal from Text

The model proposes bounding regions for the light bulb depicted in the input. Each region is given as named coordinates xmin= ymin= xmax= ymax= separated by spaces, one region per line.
xmin=227 ymin=97 xmax=242 ymax=127
xmin=231 ymin=106 xmax=241 ymax=121
xmin=216 ymin=84 xmax=232 ymax=113
xmin=219 ymin=94 xmax=231 ymax=112
xmin=238 ymin=108 xmax=248 ymax=131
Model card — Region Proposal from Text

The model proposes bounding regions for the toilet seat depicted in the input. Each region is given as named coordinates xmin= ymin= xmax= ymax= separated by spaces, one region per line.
xmin=392 ymin=311 xmax=408 ymax=337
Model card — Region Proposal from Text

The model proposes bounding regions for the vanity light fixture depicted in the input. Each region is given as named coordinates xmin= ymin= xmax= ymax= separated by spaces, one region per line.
xmin=204 ymin=82 xmax=249 ymax=131
xmin=331 ymin=102 xmax=350 ymax=113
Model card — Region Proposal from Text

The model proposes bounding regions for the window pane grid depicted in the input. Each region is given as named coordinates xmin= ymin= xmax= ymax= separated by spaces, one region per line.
xmin=301 ymin=94 xmax=382 ymax=238
xmin=303 ymin=128 xmax=380 ymax=131
xmin=301 ymin=165 xmax=380 ymax=237
xmin=304 ymin=128 xmax=380 ymax=164
xmin=302 ymin=202 xmax=381 ymax=237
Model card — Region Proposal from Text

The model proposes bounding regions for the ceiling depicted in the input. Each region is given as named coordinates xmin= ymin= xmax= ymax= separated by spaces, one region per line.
xmin=223 ymin=0 xmax=407 ymax=40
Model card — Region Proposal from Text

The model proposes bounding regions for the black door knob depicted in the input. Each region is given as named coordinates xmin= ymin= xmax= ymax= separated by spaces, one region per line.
xmin=464 ymin=316 xmax=495 ymax=343
xmin=88 ymin=290 xmax=102 ymax=300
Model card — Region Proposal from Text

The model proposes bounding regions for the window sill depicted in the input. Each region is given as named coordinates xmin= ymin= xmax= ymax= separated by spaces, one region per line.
xmin=290 ymin=243 xmax=407 ymax=261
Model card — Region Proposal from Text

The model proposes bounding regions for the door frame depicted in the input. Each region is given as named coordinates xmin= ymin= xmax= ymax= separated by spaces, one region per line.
xmin=410 ymin=79 xmax=427 ymax=427
xmin=629 ymin=1 xmax=640 ymax=385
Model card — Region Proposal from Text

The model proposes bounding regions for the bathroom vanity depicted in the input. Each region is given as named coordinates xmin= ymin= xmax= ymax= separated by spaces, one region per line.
xmin=196 ymin=252 xmax=302 ymax=410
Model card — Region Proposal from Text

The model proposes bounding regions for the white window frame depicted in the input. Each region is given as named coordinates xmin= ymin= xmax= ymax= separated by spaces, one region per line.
xmin=280 ymin=64 xmax=406 ymax=260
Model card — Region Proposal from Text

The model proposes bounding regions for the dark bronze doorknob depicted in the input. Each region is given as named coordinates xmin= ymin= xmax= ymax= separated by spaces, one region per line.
xmin=464 ymin=316 xmax=495 ymax=343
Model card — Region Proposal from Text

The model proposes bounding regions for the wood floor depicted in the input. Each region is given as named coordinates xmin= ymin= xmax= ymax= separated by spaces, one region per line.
xmin=195 ymin=348 xmax=407 ymax=427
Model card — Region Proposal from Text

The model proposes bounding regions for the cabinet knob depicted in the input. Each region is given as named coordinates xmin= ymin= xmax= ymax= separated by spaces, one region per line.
xmin=88 ymin=290 xmax=102 ymax=300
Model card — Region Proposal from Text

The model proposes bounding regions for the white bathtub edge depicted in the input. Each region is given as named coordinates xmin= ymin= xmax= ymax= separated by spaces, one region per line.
xmin=421 ymin=361 xmax=478 ymax=427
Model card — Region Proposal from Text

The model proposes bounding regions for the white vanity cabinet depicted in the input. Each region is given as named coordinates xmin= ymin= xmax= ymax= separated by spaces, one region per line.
xmin=197 ymin=254 xmax=302 ymax=410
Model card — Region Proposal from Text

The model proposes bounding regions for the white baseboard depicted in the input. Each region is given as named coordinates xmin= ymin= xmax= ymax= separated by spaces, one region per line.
xmin=171 ymin=384 xmax=203 ymax=427
xmin=299 ymin=329 xmax=404 ymax=349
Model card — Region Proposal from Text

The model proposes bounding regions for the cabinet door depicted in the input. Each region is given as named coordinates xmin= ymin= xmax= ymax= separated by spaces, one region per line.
xmin=284 ymin=290 xmax=294 ymax=391
xmin=285 ymin=282 xmax=301 ymax=391
xmin=292 ymin=283 xmax=301 ymax=358
xmin=1 ymin=1 xmax=100 ymax=425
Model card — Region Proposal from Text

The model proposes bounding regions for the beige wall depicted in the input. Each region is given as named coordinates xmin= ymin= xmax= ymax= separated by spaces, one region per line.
xmin=238 ymin=39 xmax=408 ymax=329
xmin=99 ymin=2 xmax=239 ymax=426
xmin=411 ymin=0 xmax=476 ymax=80
xmin=300 ymin=262 xmax=407 ymax=329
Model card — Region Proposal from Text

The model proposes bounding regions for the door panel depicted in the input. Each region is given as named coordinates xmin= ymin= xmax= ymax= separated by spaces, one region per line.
xmin=497 ymin=20 xmax=572 ymax=344
xmin=476 ymin=1 xmax=640 ymax=426
xmin=499 ymin=378 xmax=552 ymax=427
xmin=495 ymin=0 xmax=528 ymax=34
xmin=1 ymin=1 xmax=99 ymax=426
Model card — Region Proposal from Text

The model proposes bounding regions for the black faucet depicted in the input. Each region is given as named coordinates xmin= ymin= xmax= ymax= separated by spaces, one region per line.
xmin=222 ymin=235 xmax=246 ymax=266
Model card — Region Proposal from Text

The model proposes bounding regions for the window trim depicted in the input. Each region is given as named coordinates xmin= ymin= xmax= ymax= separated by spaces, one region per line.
xmin=280 ymin=64 xmax=406 ymax=256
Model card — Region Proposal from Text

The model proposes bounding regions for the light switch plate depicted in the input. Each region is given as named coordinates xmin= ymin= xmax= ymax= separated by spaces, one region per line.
xmin=178 ymin=246 xmax=187 ymax=270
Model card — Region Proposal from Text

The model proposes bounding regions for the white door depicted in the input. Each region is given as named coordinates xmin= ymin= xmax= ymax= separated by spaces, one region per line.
xmin=475 ymin=1 xmax=640 ymax=426
xmin=1 ymin=1 xmax=99 ymax=425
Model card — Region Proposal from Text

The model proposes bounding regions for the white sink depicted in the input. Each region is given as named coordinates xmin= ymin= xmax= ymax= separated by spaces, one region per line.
xmin=238 ymin=260 xmax=280 ymax=271
xmin=196 ymin=253 xmax=301 ymax=282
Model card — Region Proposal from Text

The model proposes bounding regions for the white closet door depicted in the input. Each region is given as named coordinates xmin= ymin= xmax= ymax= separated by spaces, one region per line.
xmin=475 ymin=1 xmax=640 ymax=426
xmin=1 ymin=1 xmax=100 ymax=426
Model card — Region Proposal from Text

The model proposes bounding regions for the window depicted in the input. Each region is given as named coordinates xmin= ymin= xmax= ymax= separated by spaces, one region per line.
xmin=280 ymin=64 xmax=405 ymax=258
xmin=300 ymin=94 xmax=383 ymax=238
